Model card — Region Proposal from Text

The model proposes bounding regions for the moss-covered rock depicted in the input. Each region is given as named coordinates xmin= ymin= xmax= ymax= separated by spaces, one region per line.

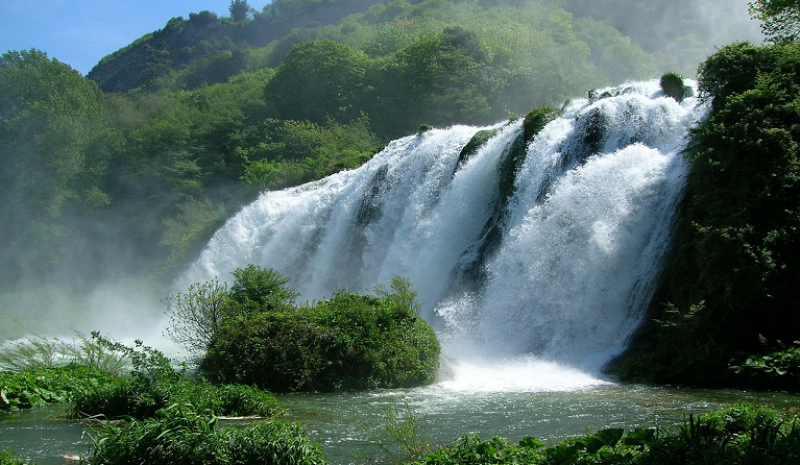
xmin=456 ymin=129 xmax=498 ymax=171
xmin=201 ymin=292 xmax=440 ymax=392
xmin=523 ymin=107 xmax=559 ymax=142
xmin=660 ymin=71 xmax=687 ymax=101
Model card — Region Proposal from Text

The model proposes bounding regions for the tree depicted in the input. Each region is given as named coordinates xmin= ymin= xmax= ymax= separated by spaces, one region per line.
xmin=229 ymin=264 xmax=298 ymax=309
xmin=750 ymin=0 xmax=800 ymax=43
xmin=0 ymin=49 xmax=116 ymax=287
xmin=264 ymin=40 xmax=369 ymax=124
xmin=165 ymin=278 xmax=233 ymax=354
xmin=165 ymin=266 xmax=298 ymax=354
xmin=229 ymin=0 xmax=251 ymax=22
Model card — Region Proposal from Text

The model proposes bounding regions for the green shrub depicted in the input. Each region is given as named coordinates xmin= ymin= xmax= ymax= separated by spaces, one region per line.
xmin=407 ymin=404 xmax=800 ymax=465
xmin=70 ymin=336 xmax=282 ymax=420
xmin=0 ymin=450 xmax=28 ymax=465
xmin=71 ymin=377 xmax=283 ymax=420
xmin=165 ymin=266 xmax=298 ymax=355
xmin=228 ymin=264 xmax=299 ymax=309
xmin=660 ymin=71 xmax=687 ymax=101
xmin=0 ymin=365 xmax=118 ymax=412
xmin=88 ymin=405 xmax=324 ymax=465
xmin=201 ymin=291 xmax=440 ymax=392
xmin=732 ymin=342 xmax=800 ymax=391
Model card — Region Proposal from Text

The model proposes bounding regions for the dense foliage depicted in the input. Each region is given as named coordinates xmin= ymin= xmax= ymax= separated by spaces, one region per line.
xmin=407 ymin=404 xmax=800 ymax=465
xmin=165 ymin=265 xmax=299 ymax=354
xmin=88 ymin=406 xmax=325 ymax=465
xmin=0 ymin=451 xmax=27 ymax=465
xmin=613 ymin=41 xmax=800 ymax=388
xmin=202 ymin=290 xmax=440 ymax=392
xmin=68 ymin=335 xmax=282 ymax=420
xmin=0 ymin=366 xmax=117 ymax=412
xmin=749 ymin=0 xmax=800 ymax=43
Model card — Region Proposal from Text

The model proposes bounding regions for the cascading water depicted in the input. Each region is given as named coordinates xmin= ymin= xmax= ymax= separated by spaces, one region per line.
xmin=181 ymin=80 xmax=707 ymax=386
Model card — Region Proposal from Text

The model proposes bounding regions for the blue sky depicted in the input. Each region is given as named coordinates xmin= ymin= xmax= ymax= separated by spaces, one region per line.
xmin=0 ymin=1 xmax=271 ymax=75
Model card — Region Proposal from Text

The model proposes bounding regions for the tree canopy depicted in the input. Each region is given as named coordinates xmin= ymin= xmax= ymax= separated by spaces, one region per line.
xmin=750 ymin=0 xmax=800 ymax=43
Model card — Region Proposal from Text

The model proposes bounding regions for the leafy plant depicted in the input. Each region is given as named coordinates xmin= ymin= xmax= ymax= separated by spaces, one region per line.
xmin=732 ymin=341 xmax=800 ymax=390
xmin=201 ymin=289 xmax=440 ymax=392
xmin=228 ymin=264 xmax=299 ymax=309
xmin=69 ymin=336 xmax=282 ymax=420
xmin=164 ymin=278 xmax=234 ymax=354
xmin=0 ymin=365 xmax=119 ymax=412
xmin=0 ymin=450 xmax=28 ymax=465
xmin=363 ymin=398 xmax=435 ymax=461
xmin=88 ymin=405 xmax=325 ymax=465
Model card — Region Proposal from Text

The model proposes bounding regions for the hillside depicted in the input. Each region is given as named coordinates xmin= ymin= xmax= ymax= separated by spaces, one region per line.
xmin=88 ymin=0 xmax=757 ymax=94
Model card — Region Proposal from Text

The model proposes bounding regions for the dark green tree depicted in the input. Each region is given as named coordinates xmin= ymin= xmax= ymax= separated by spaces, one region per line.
xmin=229 ymin=0 xmax=251 ymax=22
xmin=0 ymin=49 xmax=117 ymax=286
xmin=264 ymin=40 xmax=369 ymax=124
xmin=229 ymin=264 xmax=299 ymax=310
xmin=750 ymin=0 xmax=800 ymax=42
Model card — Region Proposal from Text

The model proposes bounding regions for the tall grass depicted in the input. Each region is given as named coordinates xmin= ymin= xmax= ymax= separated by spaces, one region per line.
xmin=0 ymin=332 xmax=127 ymax=374
xmin=406 ymin=404 xmax=800 ymax=465
xmin=88 ymin=405 xmax=325 ymax=465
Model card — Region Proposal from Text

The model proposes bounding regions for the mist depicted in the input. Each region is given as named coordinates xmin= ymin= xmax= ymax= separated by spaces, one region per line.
xmin=563 ymin=0 xmax=763 ymax=78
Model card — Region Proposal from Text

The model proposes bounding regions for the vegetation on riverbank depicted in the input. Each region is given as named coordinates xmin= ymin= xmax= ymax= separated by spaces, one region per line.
xmin=0 ymin=366 xmax=117 ymax=412
xmin=406 ymin=404 xmax=800 ymax=465
xmin=6 ymin=400 xmax=800 ymax=465
xmin=88 ymin=406 xmax=324 ymax=465
xmin=611 ymin=38 xmax=800 ymax=390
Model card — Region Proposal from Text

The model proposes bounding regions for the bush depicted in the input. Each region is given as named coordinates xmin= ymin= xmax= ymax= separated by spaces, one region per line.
xmin=660 ymin=71 xmax=687 ymax=101
xmin=0 ymin=450 xmax=27 ymax=465
xmin=88 ymin=405 xmax=324 ymax=465
xmin=201 ymin=290 xmax=440 ymax=392
xmin=732 ymin=342 xmax=800 ymax=391
xmin=228 ymin=264 xmax=299 ymax=309
xmin=407 ymin=404 xmax=800 ymax=465
xmin=165 ymin=266 xmax=298 ymax=355
xmin=71 ymin=377 xmax=283 ymax=420
xmin=0 ymin=365 xmax=118 ymax=412
xmin=69 ymin=337 xmax=282 ymax=420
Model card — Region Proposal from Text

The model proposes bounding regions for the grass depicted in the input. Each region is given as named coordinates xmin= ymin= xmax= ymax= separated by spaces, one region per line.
xmin=87 ymin=405 xmax=325 ymax=465
xmin=405 ymin=403 xmax=800 ymax=465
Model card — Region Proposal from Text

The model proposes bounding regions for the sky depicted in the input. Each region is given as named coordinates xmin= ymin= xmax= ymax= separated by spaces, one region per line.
xmin=0 ymin=1 xmax=272 ymax=76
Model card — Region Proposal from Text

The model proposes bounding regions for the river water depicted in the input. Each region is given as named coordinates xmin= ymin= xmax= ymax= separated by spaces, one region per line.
xmin=3 ymin=378 xmax=799 ymax=465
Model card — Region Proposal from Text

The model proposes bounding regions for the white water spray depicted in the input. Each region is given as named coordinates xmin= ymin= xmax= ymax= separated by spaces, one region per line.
xmin=181 ymin=80 xmax=707 ymax=385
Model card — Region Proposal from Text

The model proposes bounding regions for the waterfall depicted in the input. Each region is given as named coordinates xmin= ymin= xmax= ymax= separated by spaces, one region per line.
xmin=181 ymin=80 xmax=707 ymax=374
